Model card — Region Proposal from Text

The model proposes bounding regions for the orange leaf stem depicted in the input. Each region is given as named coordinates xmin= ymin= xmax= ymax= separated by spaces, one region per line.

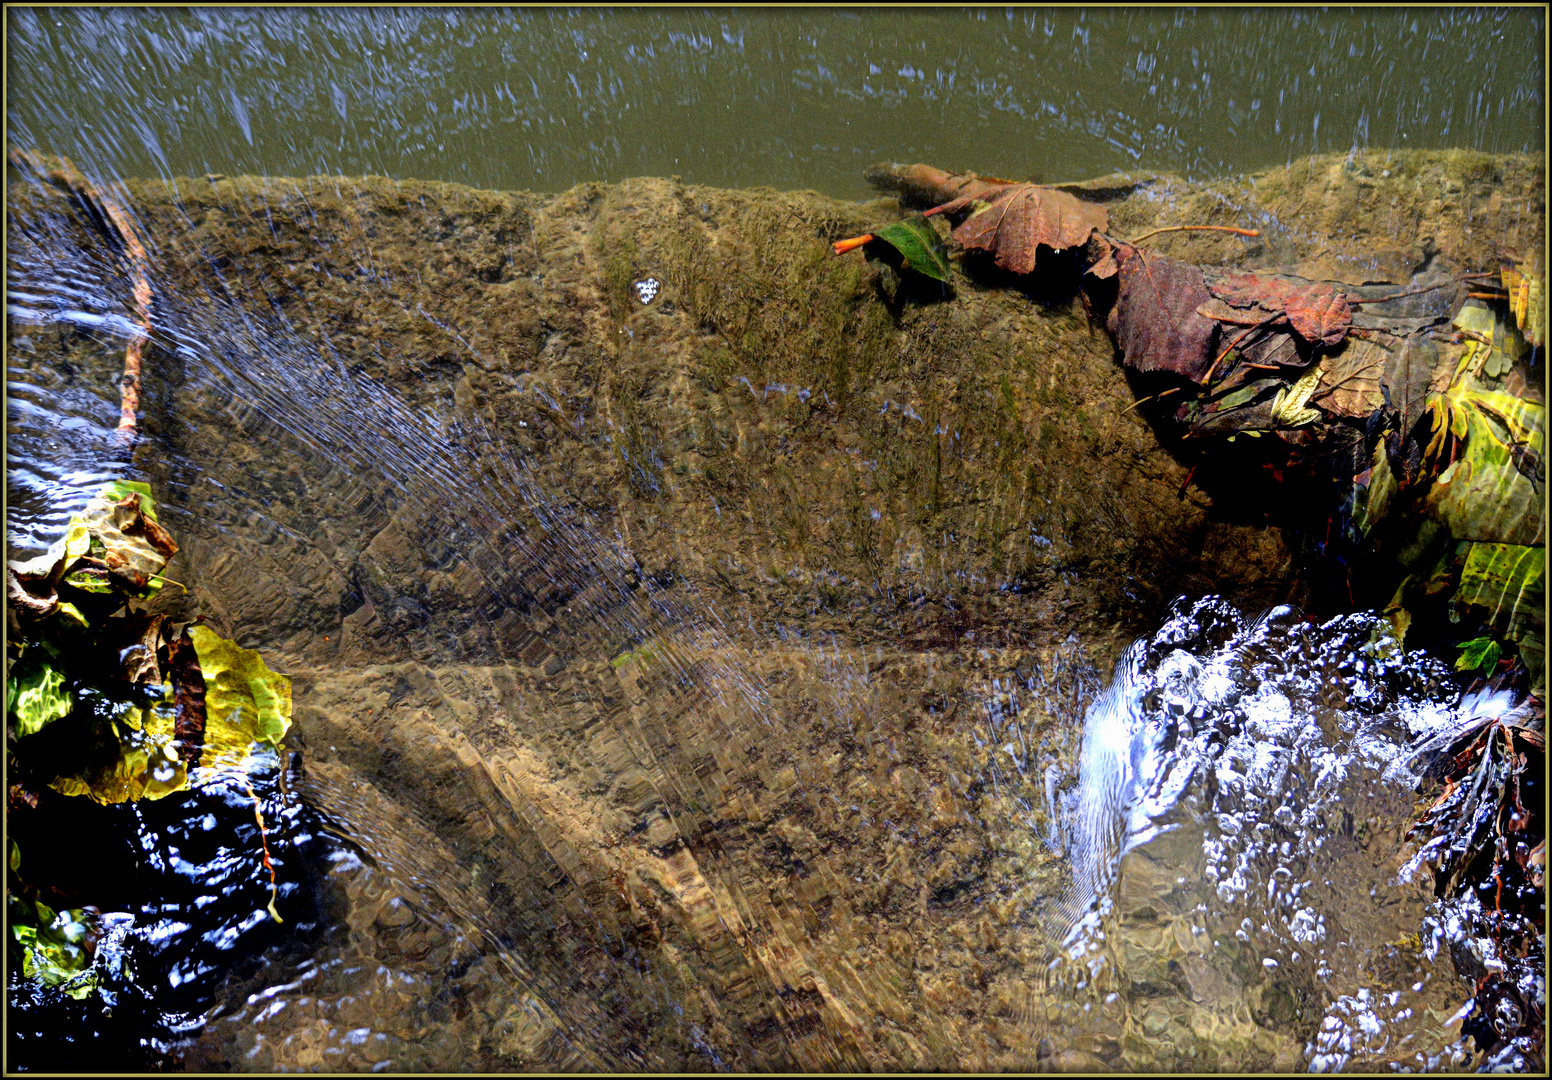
xmin=832 ymin=234 xmax=874 ymax=256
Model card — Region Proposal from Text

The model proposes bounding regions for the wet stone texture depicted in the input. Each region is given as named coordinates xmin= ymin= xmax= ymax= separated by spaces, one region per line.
xmin=5 ymin=148 xmax=1543 ymax=1069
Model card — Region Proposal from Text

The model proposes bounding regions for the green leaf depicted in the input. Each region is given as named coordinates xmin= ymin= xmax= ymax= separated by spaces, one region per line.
xmin=8 ymin=661 xmax=73 ymax=738
xmin=98 ymin=480 xmax=159 ymax=523
xmin=1453 ymin=541 xmax=1545 ymax=642
xmin=47 ymin=696 xmax=189 ymax=805
xmin=1455 ymin=636 xmax=1502 ymax=673
xmin=870 ymin=215 xmax=953 ymax=282
xmin=12 ymin=902 xmax=99 ymax=999
xmin=190 ymin=625 xmax=293 ymax=759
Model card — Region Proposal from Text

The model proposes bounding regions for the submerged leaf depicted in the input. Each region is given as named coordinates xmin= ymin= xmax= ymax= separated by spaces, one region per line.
xmin=48 ymin=697 xmax=189 ymax=805
xmin=72 ymin=490 xmax=178 ymax=593
xmin=8 ymin=660 xmax=72 ymax=738
xmin=190 ymin=625 xmax=293 ymax=765
xmin=1453 ymin=542 xmax=1545 ymax=642
xmin=12 ymin=901 xmax=99 ymax=999
xmin=1105 ymin=246 xmax=1222 ymax=382
xmin=869 ymin=215 xmax=953 ymax=282
xmin=1422 ymin=390 xmax=1545 ymax=546
xmin=1202 ymin=269 xmax=1352 ymax=348
xmin=1312 ymin=339 xmax=1387 ymax=418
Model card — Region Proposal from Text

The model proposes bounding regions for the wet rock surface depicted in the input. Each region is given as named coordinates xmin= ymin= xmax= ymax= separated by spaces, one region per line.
xmin=5 ymin=149 xmax=1543 ymax=1069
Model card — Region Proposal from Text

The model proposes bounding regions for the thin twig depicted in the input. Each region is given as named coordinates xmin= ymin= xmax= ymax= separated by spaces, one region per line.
xmin=1126 ymin=224 xmax=1261 ymax=246
xmin=10 ymin=150 xmax=152 ymax=444
xmin=1123 ymin=386 xmax=1182 ymax=413
xmin=1347 ymin=279 xmax=1455 ymax=305
xmin=1202 ymin=312 xmax=1283 ymax=383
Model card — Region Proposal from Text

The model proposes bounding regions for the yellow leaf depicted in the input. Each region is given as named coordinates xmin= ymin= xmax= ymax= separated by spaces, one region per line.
xmin=189 ymin=626 xmax=293 ymax=768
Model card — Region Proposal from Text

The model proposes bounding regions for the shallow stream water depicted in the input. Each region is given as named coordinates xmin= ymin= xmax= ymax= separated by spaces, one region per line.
xmin=5 ymin=7 xmax=1545 ymax=1072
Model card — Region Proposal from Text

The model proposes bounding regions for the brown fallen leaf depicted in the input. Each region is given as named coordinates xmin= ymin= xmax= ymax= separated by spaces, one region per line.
xmin=1105 ymin=245 xmax=1222 ymax=383
xmin=934 ymin=183 xmax=1109 ymax=275
xmin=76 ymin=494 xmax=179 ymax=592
xmin=167 ymin=627 xmax=207 ymax=771
xmin=1312 ymin=338 xmax=1388 ymax=418
xmin=863 ymin=162 xmax=1017 ymax=209
xmin=1384 ymin=333 xmax=1443 ymax=440
xmin=1202 ymin=269 xmax=1352 ymax=349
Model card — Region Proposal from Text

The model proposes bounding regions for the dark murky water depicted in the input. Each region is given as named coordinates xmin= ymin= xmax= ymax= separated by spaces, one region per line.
xmin=5 ymin=7 xmax=1545 ymax=1072
xmin=7 ymin=8 xmax=1544 ymax=199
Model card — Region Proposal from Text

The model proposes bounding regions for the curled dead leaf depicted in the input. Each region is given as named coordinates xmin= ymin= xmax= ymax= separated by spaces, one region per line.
xmin=1202 ymin=269 xmax=1352 ymax=349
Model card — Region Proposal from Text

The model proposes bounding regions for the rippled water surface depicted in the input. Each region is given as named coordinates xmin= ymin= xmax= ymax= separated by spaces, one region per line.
xmin=8 ymin=8 xmax=1544 ymax=198
xmin=5 ymin=6 xmax=1545 ymax=1072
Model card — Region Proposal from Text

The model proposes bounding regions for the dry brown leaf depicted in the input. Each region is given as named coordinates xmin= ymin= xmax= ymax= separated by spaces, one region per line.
xmin=1105 ymin=245 xmax=1222 ymax=382
xmin=942 ymin=183 xmax=1109 ymax=275
xmin=1202 ymin=269 xmax=1352 ymax=348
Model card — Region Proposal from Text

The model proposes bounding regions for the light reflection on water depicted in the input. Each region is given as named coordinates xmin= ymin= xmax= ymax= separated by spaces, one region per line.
xmin=1032 ymin=598 xmax=1475 ymax=1071
xmin=7 ymin=8 xmax=1544 ymax=198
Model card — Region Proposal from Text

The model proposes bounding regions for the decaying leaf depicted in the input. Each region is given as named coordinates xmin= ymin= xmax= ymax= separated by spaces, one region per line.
xmin=167 ymin=629 xmax=207 ymax=770
xmin=868 ymin=214 xmax=953 ymax=282
xmin=1312 ymin=339 xmax=1388 ymax=418
xmin=939 ymin=183 xmax=1109 ymax=274
xmin=112 ymin=613 xmax=167 ymax=686
xmin=1201 ymin=269 xmax=1352 ymax=348
xmin=73 ymin=488 xmax=178 ymax=593
xmin=1106 ymin=246 xmax=1223 ymax=382
xmin=1500 ymin=249 xmax=1545 ymax=349
xmin=1384 ymin=333 xmax=1443 ymax=442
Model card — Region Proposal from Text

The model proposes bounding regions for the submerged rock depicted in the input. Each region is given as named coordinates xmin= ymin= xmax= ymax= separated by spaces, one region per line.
xmin=5 ymin=149 xmax=1543 ymax=1069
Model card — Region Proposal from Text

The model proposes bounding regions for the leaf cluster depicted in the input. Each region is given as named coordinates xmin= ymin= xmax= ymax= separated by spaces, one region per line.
xmin=6 ymin=482 xmax=296 ymax=999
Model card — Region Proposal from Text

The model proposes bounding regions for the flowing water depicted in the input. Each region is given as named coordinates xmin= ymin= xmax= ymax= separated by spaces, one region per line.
xmin=5 ymin=7 xmax=1545 ymax=1072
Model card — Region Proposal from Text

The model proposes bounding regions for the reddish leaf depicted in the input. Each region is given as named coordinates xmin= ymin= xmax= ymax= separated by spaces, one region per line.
xmin=942 ymin=183 xmax=1109 ymax=275
xmin=1203 ymin=269 xmax=1352 ymax=348
xmin=1105 ymin=245 xmax=1222 ymax=383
